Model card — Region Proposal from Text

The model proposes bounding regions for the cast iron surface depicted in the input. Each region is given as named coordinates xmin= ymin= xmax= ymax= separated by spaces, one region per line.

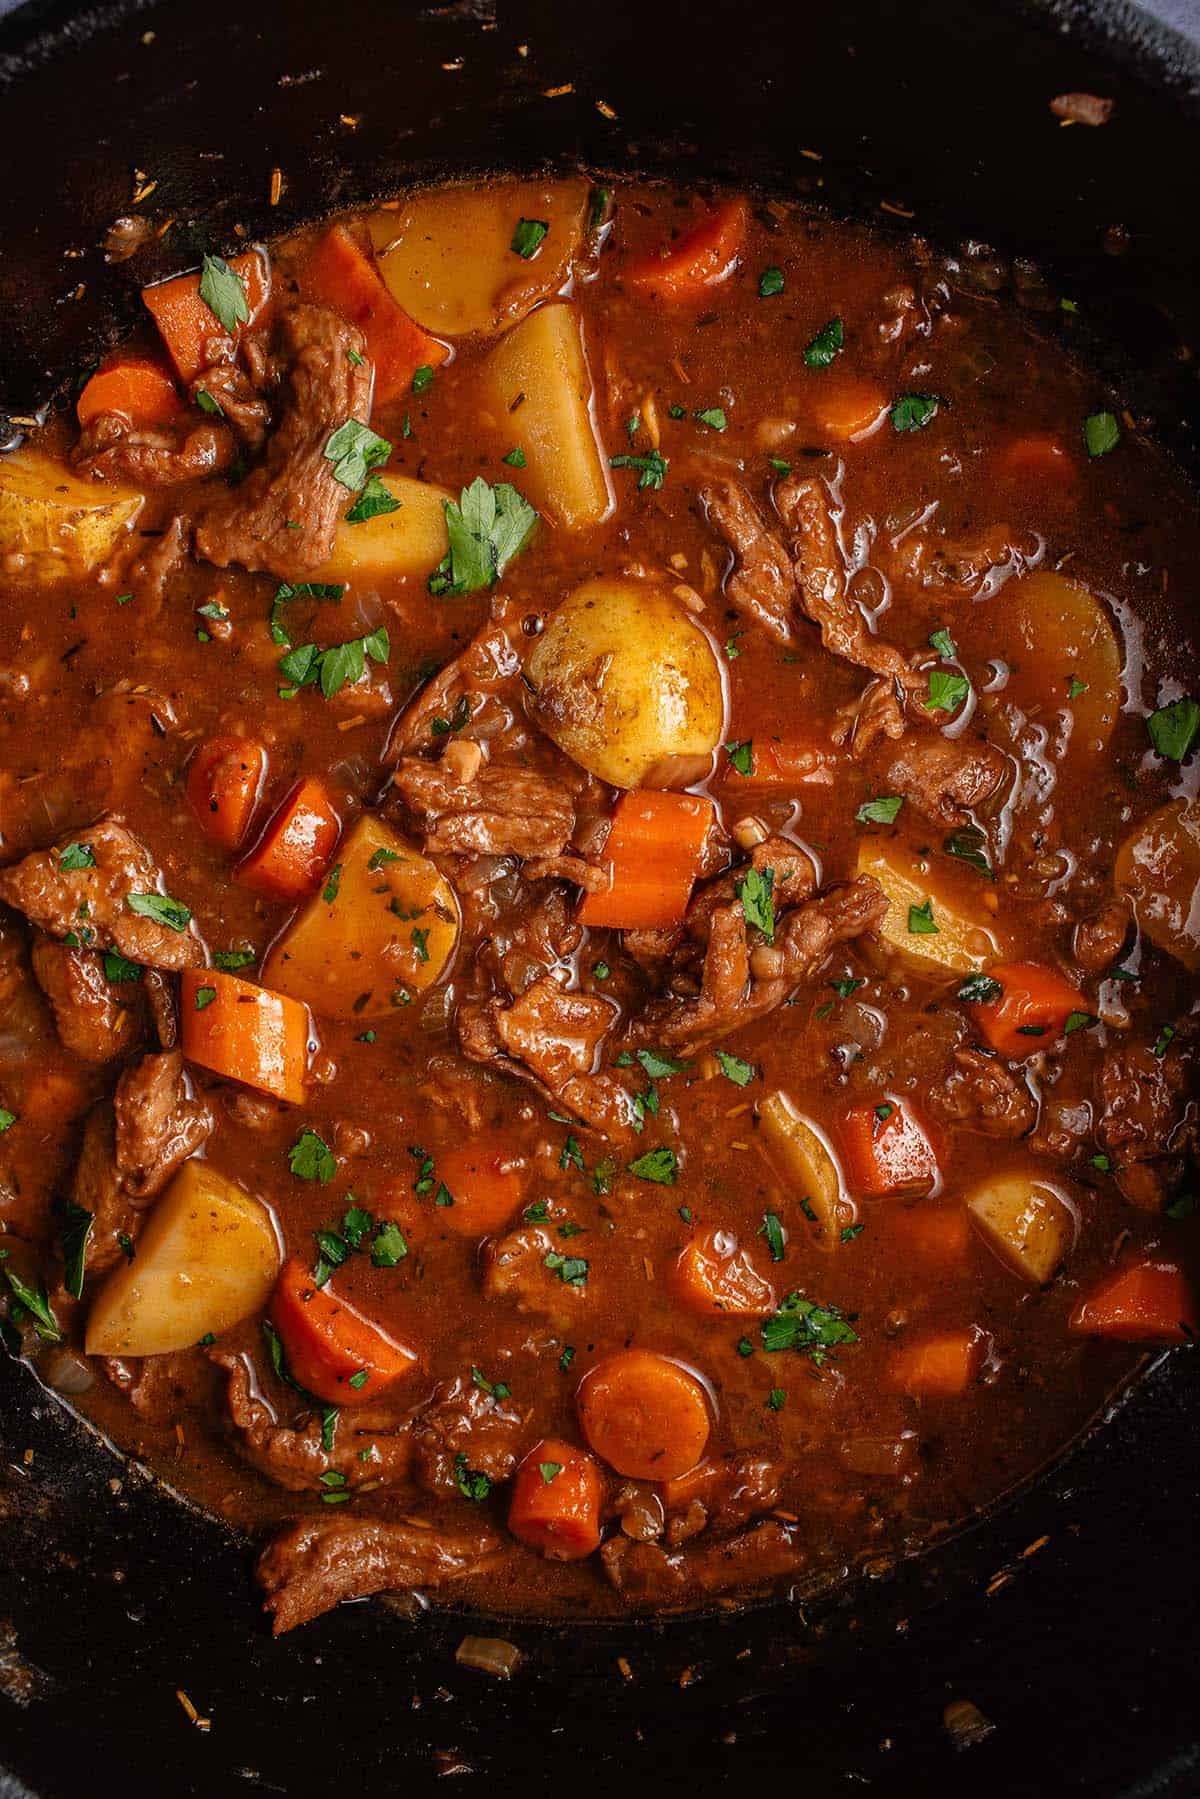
xmin=0 ymin=0 xmax=1197 ymax=1792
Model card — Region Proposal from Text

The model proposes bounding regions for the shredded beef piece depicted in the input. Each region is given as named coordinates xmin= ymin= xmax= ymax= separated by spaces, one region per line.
xmin=877 ymin=730 xmax=1009 ymax=831
xmin=125 ymin=515 xmax=191 ymax=609
xmin=1096 ymin=1021 xmax=1197 ymax=1211
xmin=411 ymin=1374 xmax=525 ymax=1497
xmin=0 ymin=818 xmax=202 ymax=972
xmin=71 ymin=1104 xmax=137 ymax=1277
xmin=195 ymin=303 xmax=371 ymax=578
xmin=523 ymin=852 xmax=606 ymax=892
xmin=29 ymin=933 xmax=143 ymax=1063
xmin=928 ymin=1045 xmax=1037 ymax=1138
xmin=72 ymin=413 xmax=236 ymax=487
xmin=257 ymin=1516 xmax=502 ymax=1632
xmin=1028 ymin=1093 xmax=1094 ymax=1164
xmin=602 ymin=1520 xmax=803 ymax=1606
xmin=214 ymin=1352 xmax=412 ymax=1493
xmin=662 ymin=1454 xmax=784 ymax=1547
xmin=103 ymin=1350 xmax=217 ymax=1424
xmin=143 ymin=967 xmax=178 ymax=1049
xmin=1073 ymin=898 xmax=1131 ymax=974
xmin=700 ymin=479 xmax=796 ymax=643
xmin=189 ymin=363 xmax=272 ymax=453
xmin=387 ymin=621 xmax=523 ymax=758
xmin=113 ymin=1050 xmax=213 ymax=1203
xmin=389 ymin=756 xmax=575 ymax=860
xmin=482 ymin=1223 xmax=591 ymax=1326
xmin=892 ymin=523 xmax=1028 ymax=597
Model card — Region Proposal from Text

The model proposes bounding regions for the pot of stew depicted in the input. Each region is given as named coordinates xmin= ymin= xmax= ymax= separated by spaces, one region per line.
xmin=0 ymin=0 xmax=1197 ymax=1792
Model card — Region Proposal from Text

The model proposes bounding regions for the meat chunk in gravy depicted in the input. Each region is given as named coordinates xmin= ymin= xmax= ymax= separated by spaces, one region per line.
xmin=257 ymin=1516 xmax=503 ymax=1632
xmin=411 ymin=1373 xmax=525 ymax=1497
xmin=30 ymin=934 xmax=143 ymax=1063
xmin=113 ymin=1050 xmax=214 ymax=1203
xmin=389 ymin=755 xmax=575 ymax=860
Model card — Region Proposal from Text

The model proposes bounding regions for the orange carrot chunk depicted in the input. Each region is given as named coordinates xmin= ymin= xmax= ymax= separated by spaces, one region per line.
xmin=576 ymin=1347 xmax=711 ymax=1480
xmin=300 ymin=222 xmax=449 ymax=403
xmin=668 ymin=1227 xmax=777 ymax=1318
xmin=185 ymin=735 xmax=268 ymax=854
xmin=142 ymin=247 xmax=271 ymax=384
xmin=722 ymin=736 xmax=837 ymax=789
xmin=998 ymin=435 xmax=1076 ymax=485
xmin=889 ymin=1205 xmax=971 ymax=1262
xmin=1070 ymin=1260 xmax=1197 ymax=1345
xmin=237 ymin=777 xmax=341 ymax=904
xmin=810 ymin=375 xmax=889 ymax=441
xmin=430 ymin=1144 xmax=526 ymax=1239
xmin=974 ymin=960 xmax=1087 ymax=1057
xmin=76 ymin=354 xmax=182 ymax=430
xmin=624 ymin=198 xmax=747 ymax=304
xmin=180 ymin=968 xmax=310 ymax=1105
xmin=839 ymin=1100 xmax=939 ymax=1201
xmin=508 ymin=1437 xmax=604 ymax=1560
xmin=268 ymin=1256 xmax=418 ymax=1406
xmin=579 ymin=792 xmax=714 ymax=931
xmin=890 ymin=1326 xmax=992 ymax=1397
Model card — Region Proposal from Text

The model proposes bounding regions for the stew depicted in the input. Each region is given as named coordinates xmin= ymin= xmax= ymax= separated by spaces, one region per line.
xmin=0 ymin=178 xmax=1196 ymax=1633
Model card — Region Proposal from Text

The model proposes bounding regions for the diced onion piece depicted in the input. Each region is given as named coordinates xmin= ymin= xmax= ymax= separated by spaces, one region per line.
xmin=756 ymin=1092 xmax=854 ymax=1242
xmin=455 ymin=1636 xmax=523 ymax=1680
xmin=966 ymin=1172 xmax=1075 ymax=1285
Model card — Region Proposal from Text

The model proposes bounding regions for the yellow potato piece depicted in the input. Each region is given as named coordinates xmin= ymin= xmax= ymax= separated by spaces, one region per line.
xmin=1002 ymin=571 xmax=1122 ymax=756
xmin=857 ymin=837 xmax=1003 ymax=973
xmin=481 ymin=302 xmax=612 ymax=530
xmin=85 ymin=1161 xmax=280 ymax=1357
xmin=757 ymin=1091 xmax=856 ymax=1244
xmin=0 ymin=449 xmax=143 ymax=580
xmin=312 ymin=473 xmax=452 ymax=583
xmin=367 ymin=177 xmax=589 ymax=338
xmin=526 ymin=577 xmax=725 ymax=787
xmin=262 ymin=814 xmax=460 ymax=1019
xmin=966 ymin=1171 xmax=1076 ymax=1285
xmin=1114 ymin=797 xmax=1200 ymax=972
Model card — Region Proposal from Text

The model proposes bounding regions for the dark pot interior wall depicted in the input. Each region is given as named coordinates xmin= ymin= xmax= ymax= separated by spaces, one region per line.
xmin=0 ymin=2 xmax=1198 ymax=1795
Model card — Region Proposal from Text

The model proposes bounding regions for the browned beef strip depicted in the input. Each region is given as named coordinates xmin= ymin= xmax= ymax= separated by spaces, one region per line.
xmin=72 ymin=413 xmax=236 ymax=487
xmin=700 ymin=479 xmax=796 ymax=643
xmin=523 ymin=852 xmax=607 ymax=892
xmin=389 ymin=757 xmax=575 ymax=860
xmin=927 ymin=1045 xmax=1038 ymax=1138
xmin=386 ymin=621 xmax=524 ymax=759
xmin=71 ymin=1103 xmax=137 ymax=1278
xmin=195 ymin=303 xmax=371 ymax=578
xmin=29 ymin=934 xmax=143 ymax=1063
xmin=1096 ymin=1021 xmax=1197 ymax=1211
xmin=662 ymin=1453 xmax=784 ymax=1547
xmin=0 ymin=818 xmax=202 ymax=972
xmin=891 ymin=522 xmax=1026 ymax=597
xmin=103 ymin=1349 xmax=217 ymax=1424
xmin=125 ymin=515 xmax=192 ymax=610
xmin=602 ymin=1519 xmax=803 ymax=1606
xmin=257 ymin=1516 xmax=503 ymax=1632
xmin=214 ymin=1352 xmax=413 ymax=1493
xmin=188 ymin=363 xmax=272 ymax=453
xmin=1073 ymin=898 xmax=1131 ymax=974
xmin=875 ymin=729 xmax=1009 ymax=831
xmin=113 ymin=1050 xmax=213 ymax=1203
xmin=482 ymin=1223 xmax=592 ymax=1327
xmin=411 ymin=1374 xmax=525 ymax=1497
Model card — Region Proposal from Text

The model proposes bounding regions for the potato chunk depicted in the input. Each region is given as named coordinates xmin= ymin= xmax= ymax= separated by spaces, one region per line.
xmin=526 ymin=577 xmax=725 ymax=787
xmin=85 ymin=1161 xmax=280 ymax=1357
xmin=856 ymin=837 xmax=1003 ymax=973
xmin=966 ymin=1171 xmax=1076 ymax=1285
xmin=367 ymin=177 xmax=589 ymax=338
xmin=0 ymin=449 xmax=143 ymax=580
xmin=481 ymin=302 xmax=611 ymax=529
xmin=756 ymin=1092 xmax=855 ymax=1244
xmin=261 ymin=814 xmax=459 ymax=1019
xmin=1001 ymin=571 xmax=1122 ymax=757
xmin=1114 ymin=798 xmax=1200 ymax=972
xmin=312 ymin=473 xmax=451 ymax=582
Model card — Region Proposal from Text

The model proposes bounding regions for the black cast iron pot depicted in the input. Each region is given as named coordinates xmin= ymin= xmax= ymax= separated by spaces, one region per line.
xmin=0 ymin=1 xmax=1198 ymax=1793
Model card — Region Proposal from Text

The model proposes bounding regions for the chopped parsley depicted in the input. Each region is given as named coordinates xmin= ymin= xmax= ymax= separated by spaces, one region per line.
xmin=0 ymin=1110 xmax=15 ymax=1134
xmin=539 ymin=1460 xmax=563 ymax=1484
xmin=428 ymin=477 xmax=538 ymax=596
xmin=198 ymin=253 xmax=249 ymax=335
xmin=1 ymin=1261 xmax=61 ymax=1343
xmin=635 ymin=1049 xmax=691 ymax=1080
xmin=761 ymin=1292 xmax=858 ymax=1363
xmin=715 ymin=1049 xmax=757 ymax=1087
xmin=766 ymin=1388 xmax=786 ymax=1412
xmin=736 ymin=865 xmax=775 ymax=941
xmin=103 ymin=951 xmax=142 ymax=984
xmin=925 ymin=669 xmax=969 ymax=714
xmin=695 ymin=406 xmax=727 ymax=432
xmin=591 ymin=1156 xmax=616 ymax=1197
xmin=511 ymin=217 xmax=549 ymax=259
xmin=58 ymin=842 xmax=96 ymax=871
xmin=371 ymin=1221 xmax=407 ymax=1267
xmin=891 ymin=393 xmax=940 ymax=432
xmin=587 ymin=186 xmax=612 ymax=233
xmin=725 ymin=738 xmax=754 ymax=776
xmin=627 ymin=1147 xmax=679 ymax=1186
xmin=1153 ymin=1024 xmax=1176 ymax=1058
xmin=609 ymin=448 xmax=669 ymax=491
xmin=345 ymin=473 xmax=401 ymax=523
xmin=558 ymin=1345 xmax=576 ymax=1371
xmin=323 ymin=419 xmax=392 ymax=491
xmin=907 ymin=898 xmax=938 ymax=935
xmin=322 ymin=865 xmax=343 ymax=905
xmin=193 ymin=985 xmax=217 ymax=1011
xmin=1067 ymin=675 xmax=1088 ymax=700
xmin=559 ymin=1135 xmax=585 ymax=1173
xmin=544 ymin=1251 xmax=589 ymax=1285
xmin=56 ymin=1198 xmax=93 ymax=1301
xmin=944 ymin=827 xmax=992 ymax=877
xmin=471 ymin=1367 xmax=512 ymax=1401
xmin=214 ymin=948 xmax=256 ymax=972
xmin=804 ymin=317 xmax=844 ymax=368
xmin=760 ymin=1211 xmax=786 ymax=1262
xmin=195 ymin=387 xmax=223 ymax=416
xmin=1064 ymin=1010 xmax=1097 ymax=1035
xmin=957 ymin=972 xmax=1003 ymax=1004
xmin=126 ymin=891 xmax=192 ymax=932
xmin=830 ymin=976 xmax=865 ymax=999
xmin=502 ymin=446 xmax=527 ymax=468
xmin=278 ymin=627 xmax=389 ymax=700
xmin=288 ymin=1130 xmax=336 ymax=1184
xmin=1147 ymin=697 xmax=1198 ymax=763
xmin=1083 ymin=410 xmax=1120 ymax=459
xmin=758 ymin=266 xmax=785 ymax=297
xmin=453 ymin=1453 xmax=492 ymax=1502
xmin=855 ymin=794 xmax=903 ymax=826
xmin=929 ymin=627 xmax=957 ymax=659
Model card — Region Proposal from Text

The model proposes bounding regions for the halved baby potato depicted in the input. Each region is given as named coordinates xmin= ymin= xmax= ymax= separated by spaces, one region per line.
xmin=85 ymin=1161 xmax=280 ymax=1357
xmin=1114 ymin=797 xmax=1200 ymax=972
xmin=526 ymin=577 xmax=726 ymax=788
xmin=856 ymin=837 xmax=1003 ymax=973
xmin=313 ymin=473 xmax=452 ymax=583
xmin=966 ymin=1171 xmax=1076 ymax=1286
xmin=480 ymin=301 xmax=612 ymax=530
xmin=261 ymin=813 xmax=460 ymax=1019
xmin=367 ymin=177 xmax=589 ymax=339
xmin=999 ymin=571 xmax=1123 ymax=757
xmin=0 ymin=449 xmax=144 ymax=580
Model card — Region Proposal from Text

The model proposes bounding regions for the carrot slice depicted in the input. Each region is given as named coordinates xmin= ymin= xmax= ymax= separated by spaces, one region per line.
xmin=508 ymin=1438 xmax=604 ymax=1561
xmin=431 ymin=1144 xmax=526 ymax=1239
xmin=300 ymin=222 xmax=449 ymax=404
xmin=839 ymin=1100 xmax=939 ymax=1201
xmin=624 ymin=199 xmax=747 ymax=304
xmin=890 ymin=1326 xmax=992 ymax=1397
xmin=723 ymin=736 xmax=837 ymax=789
xmin=268 ymin=1256 xmax=418 ymax=1406
xmin=668 ymin=1227 xmax=776 ymax=1318
xmin=76 ymin=355 xmax=182 ymax=429
xmin=1070 ymin=1260 xmax=1196 ymax=1345
xmin=180 ymin=968 xmax=310 ymax=1105
xmin=185 ymin=735 xmax=268 ymax=853
xmin=579 ymin=791 xmax=714 ymax=931
xmin=576 ymin=1348 xmax=711 ymax=1480
xmin=237 ymin=777 xmax=341 ymax=904
xmin=974 ymin=960 xmax=1086 ymax=1057
xmin=810 ymin=375 xmax=889 ymax=441
xmin=998 ymin=435 xmax=1076 ymax=485
xmin=142 ymin=247 xmax=271 ymax=383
